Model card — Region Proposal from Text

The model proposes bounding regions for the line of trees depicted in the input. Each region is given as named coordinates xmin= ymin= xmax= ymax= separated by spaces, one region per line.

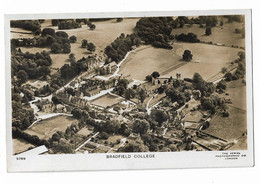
xmin=105 ymin=33 xmax=141 ymax=63
xmin=10 ymin=20 xmax=41 ymax=35
xmin=176 ymin=33 xmax=200 ymax=43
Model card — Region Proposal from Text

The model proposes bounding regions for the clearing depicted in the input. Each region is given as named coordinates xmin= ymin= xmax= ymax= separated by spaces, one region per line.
xmin=24 ymin=115 xmax=78 ymax=139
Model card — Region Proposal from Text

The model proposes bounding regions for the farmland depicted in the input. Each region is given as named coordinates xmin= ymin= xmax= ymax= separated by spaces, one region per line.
xmin=24 ymin=115 xmax=78 ymax=139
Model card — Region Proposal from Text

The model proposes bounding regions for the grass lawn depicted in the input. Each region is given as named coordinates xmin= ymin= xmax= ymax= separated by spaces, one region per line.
xmin=91 ymin=93 xmax=124 ymax=108
xmin=119 ymin=45 xmax=183 ymax=81
xmin=13 ymin=138 xmax=35 ymax=155
xmin=161 ymin=42 xmax=243 ymax=80
xmin=172 ymin=21 xmax=245 ymax=48
xmin=24 ymin=115 xmax=78 ymax=139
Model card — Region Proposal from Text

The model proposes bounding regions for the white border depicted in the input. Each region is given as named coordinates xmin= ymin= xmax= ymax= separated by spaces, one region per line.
xmin=5 ymin=9 xmax=254 ymax=172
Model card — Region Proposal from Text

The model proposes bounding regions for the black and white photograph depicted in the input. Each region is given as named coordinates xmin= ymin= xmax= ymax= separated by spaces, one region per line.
xmin=5 ymin=9 xmax=254 ymax=172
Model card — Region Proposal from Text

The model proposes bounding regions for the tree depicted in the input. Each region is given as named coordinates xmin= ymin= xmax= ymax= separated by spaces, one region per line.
xmin=63 ymin=43 xmax=71 ymax=53
xmin=224 ymin=72 xmax=233 ymax=81
xmin=81 ymin=39 xmax=88 ymax=48
xmin=220 ymin=20 xmax=224 ymax=27
xmin=55 ymin=31 xmax=69 ymax=38
xmin=205 ymin=27 xmax=212 ymax=36
xmin=17 ymin=70 xmax=29 ymax=84
xmin=132 ymin=119 xmax=150 ymax=134
xmin=68 ymin=53 xmax=76 ymax=62
xmin=116 ymin=18 xmax=123 ymax=22
xmin=87 ymin=42 xmax=96 ymax=52
xmin=51 ymin=43 xmax=62 ymax=53
xmin=89 ymin=24 xmax=96 ymax=30
xmin=69 ymin=35 xmax=77 ymax=43
xmin=151 ymin=71 xmax=160 ymax=78
xmin=182 ymin=50 xmax=193 ymax=61
xmin=137 ymin=88 xmax=147 ymax=103
xmin=41 ymin=28 xmax=55 ymax=36
xmin=150 ymin=109 xmax=168 ymax=125
xmin=145 ymin=75 xmax=153 ymax=82
xmin=52 ymin=96 xmax=62 ymax=105
xmin=221 ymin=67 xmax=227 ymax=74
xmin=125 ymin=88 xmax=135 ymax=100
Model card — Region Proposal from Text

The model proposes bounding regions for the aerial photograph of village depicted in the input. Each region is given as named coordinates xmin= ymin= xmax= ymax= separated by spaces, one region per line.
xmin=10 ymin=14 xmax=247 ymax=155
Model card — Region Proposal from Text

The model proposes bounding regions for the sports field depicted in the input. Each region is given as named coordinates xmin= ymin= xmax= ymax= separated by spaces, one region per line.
xmin=24 ymin=115 xmax=78 ymax=139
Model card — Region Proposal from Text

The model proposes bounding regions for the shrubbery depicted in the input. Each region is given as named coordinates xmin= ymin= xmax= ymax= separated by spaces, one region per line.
xmin=176 ymin=33 xmax=200 ymax=43
xmin=105 ymin=33 xmax=141 ymax=63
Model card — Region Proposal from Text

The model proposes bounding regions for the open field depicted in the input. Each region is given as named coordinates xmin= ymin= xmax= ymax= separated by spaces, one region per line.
xmin=203 ymin=79 xmax=247 ymax=149
xmin=11 ymin=27 xmax=34 ymax=39
xmin=15 ymin=18 xmax=139 ymax=69
xmin=219 ymin=79 xmax=247 ymax=110
xmin=119 ymin=45 xmax=183 ymax=81
xmin=13 ymin=138 xmax=35 ymax=155
xmin=24 ymin=115 xmax=78 ymax=139
xmin=91 ymin=93 xmax=124 ymax=108
xmin=161 ymin=42 xmax=243 ymax=80
xmin=172 ymin=21 xmax=245 ymax=48
xmin=204 ymin=107 xmax=247 ymax=142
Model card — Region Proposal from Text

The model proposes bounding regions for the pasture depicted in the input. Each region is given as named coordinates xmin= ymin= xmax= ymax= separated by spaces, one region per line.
xmin=172 ymin=21 xmax=245 ymax=48
xmin=24 ymin=115 xmax=78 ymax=139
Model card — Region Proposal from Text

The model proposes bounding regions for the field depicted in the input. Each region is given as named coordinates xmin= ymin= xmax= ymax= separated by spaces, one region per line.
xmin=13 ymin=138 xmax=35 ymax=155
xmin=91 ymin=93 xmax=124 ymax=108
xmin=24 ymin=115 xmax=78 ymax=139
xmin=11 ymin=27 xmax=34 ymax=39
xmin=172 ymin=21 xmax=245 ymax=48
xmin=119 ymin=45 xmax=183 ymax=81
xmin=14 ymin=18 xmax=139 ymax=69
xmin=160 ymin=42 xmax=243 ymax=80
xmin=203 ymin=79 xmax=247 ymax=149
